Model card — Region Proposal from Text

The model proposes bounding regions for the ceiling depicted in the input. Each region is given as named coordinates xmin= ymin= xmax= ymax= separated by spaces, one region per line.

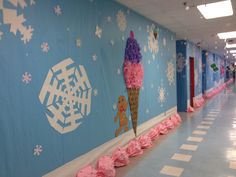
xmin=117 ymin=0 xmax=236 ymax=62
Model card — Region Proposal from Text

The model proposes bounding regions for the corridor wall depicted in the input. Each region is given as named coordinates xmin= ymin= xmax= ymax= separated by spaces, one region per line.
xmin=0 ymin=0 xmax=177 ymax=177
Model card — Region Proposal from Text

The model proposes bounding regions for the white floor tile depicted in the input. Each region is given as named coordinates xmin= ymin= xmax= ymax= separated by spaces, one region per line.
xmin=187 ymin=136 xmax=203 ymax=142
xmin=197 ymin=125 xmax=210 ymax=129
xmin=180 ymin=144 xmax=198 ymax=151
xmin=201 ymin=121 xmax=213 ymax=125
xmin=160 ymin=165 xmax=184 ymax=177
xmin=171 ymin=153 xmax=192 ymax=162
xmin=192 ymin=130 xmax=207 ymax=135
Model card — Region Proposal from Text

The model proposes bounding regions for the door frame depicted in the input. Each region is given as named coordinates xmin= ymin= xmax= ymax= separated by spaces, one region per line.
xmin=189 ymin=57 xmax=195 ymax=107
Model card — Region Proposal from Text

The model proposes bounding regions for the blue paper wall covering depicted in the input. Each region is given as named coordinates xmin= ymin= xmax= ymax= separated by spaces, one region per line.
xmin=0 ymin=0 xmax=177 ymax=176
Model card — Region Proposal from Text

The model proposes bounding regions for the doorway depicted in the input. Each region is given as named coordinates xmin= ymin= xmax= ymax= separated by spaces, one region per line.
xmin=189 ymin=57 xmax=195 ymax=107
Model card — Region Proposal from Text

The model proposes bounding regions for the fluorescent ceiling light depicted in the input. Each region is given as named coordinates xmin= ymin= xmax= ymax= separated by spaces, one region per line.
xmin=230 ymin=50 xmax=236 ymax=53
xmin=197 ymin=0 xmax=233 ymax=19
xmin=218 ymin=31 xmax=236 ymax=39
xmin=233 ymin=54 xmax=236 ymax=56
xmin=226 ymin=43 xmax=236 ymax=48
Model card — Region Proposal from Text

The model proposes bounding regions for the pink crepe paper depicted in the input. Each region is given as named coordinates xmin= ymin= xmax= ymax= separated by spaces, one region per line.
xmin=147 ymin=128 xmax=159 ymax=141
xmin=126 ymin=139 xmax=143 ymax=157
xmin=164 ymin=118 xmax=175 ymax=130
xmin=138 ymin=134 xmax=152 ymax=149
xmin=186 ymin=106 xmax=194 ymax=112
xmin=112 ymin=147 xmax=129 ymax=167
xmin=158 ymin=122 xmax=168 ymax=135
xmin=96 ymin=156 xmax=115 ymax=177
xmin=175 ymin=113 xmax=182 ymax=123
xmin=123 ymin=61 xmax=144 ymax=88
xmin=76 ymin=166 xmax=97 ymax=177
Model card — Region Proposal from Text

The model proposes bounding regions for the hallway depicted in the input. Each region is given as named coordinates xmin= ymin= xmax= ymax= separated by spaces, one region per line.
xmin=116 ymin=85 xmax=236 ymax=177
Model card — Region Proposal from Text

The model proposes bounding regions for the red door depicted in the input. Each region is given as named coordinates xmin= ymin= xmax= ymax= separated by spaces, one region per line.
xmin=190 ymin=57 xmax=195 ymax=107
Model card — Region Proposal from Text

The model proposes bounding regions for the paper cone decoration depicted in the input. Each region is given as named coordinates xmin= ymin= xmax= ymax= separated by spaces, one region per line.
xmin=123 ymin=31 xmax=144 ymax=136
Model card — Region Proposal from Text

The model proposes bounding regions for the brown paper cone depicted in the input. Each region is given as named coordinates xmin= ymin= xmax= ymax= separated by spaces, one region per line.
xmin=127 ymin=88 xmax=140 ymax=136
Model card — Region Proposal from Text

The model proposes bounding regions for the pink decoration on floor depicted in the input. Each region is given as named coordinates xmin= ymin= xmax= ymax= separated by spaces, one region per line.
xmin=76 ymin=166 xmax=97 ymax=177
xmin=164 ymin=118 xmax=175 ymax=130
xmin=186 ymin=106 xmax=194 ymax=112
xmin=96 ymin=156 xmax=115 ymax=177
xmin=112 ymin=147 xmax=129 ymax=167
xmin=126 ymin=139 xmax=143 ymax=157
xmin=123 ymin=61 xmax=144 ymax=88
xmin=138 ymin=134 xmax=152 ymax=149
xmin=158 ymin=122 xmax=168 ymax=135
xmin=147 ymin=128 xmax=159 ymax=141
xmin=175 ymin=113 xmax=182 ymax=123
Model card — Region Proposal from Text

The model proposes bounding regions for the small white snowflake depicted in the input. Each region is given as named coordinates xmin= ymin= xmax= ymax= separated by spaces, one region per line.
xmin=93 ymin=89 xmax=98 ymax=96
xmin=158 ymin=85 xmax=166 ymax=105
xmin=113 ymin=103 xmax=117 ymax=110
xmin=148 ymin=24 xmax=158 ymax=55
xmin=0 ymin=31 xmax=3 ymax=40
xmin=121 ymin=36 xmax=125 ymax=41
xmin=33 ymin=145 xmax=42 ymax=156
xmin=54 ymin=5 xmax=62 ymax=16
xmin=107 ymin=16 xmax=112 ymax=22
xmin=166 ymin=61 xmax=175 ymax=85
xmin=163 ymin=37 xmax=167 ymax=47
xmin=148 ymin=60 xmax=151 ymax=64
xmin=146 ymin=108 xmax=149 ymax=114
xmin=117 ymin=10 xmax=127 ymax=32
xmin=22 ymin=72 xmax=32 ymax=84
xmin=117 ymin=68 xmax=121 ymax=75
xmin=95 ymin=25 xmax=102 ymax=39
xmin=177 ymin=53 xmax=186 ymax=72
xmin=143 ymin=45 xmax=147 ymax=52
xmin=92 ymin=54 xmax=97 ymax=61
xmin=152 ymin=54 xmax=155 ymax=60
xmin=76 ymin=38 xmax=81 ymax=48
xmin=110 ymin=39 xmax=114 ymax=46
xmin=30 ymin=0 xmax=35 ymax=6
xmin=151 ymin=83 xmax=154 ymax=89
xmin=41 ymin=42 xmax=49 ymax=53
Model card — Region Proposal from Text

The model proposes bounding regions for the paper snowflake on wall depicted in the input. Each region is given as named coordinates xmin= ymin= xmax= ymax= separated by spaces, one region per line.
xmin=95 ymin=25 xmax=102 ymax=39
xmin=158 ymin=85 xmax=166 ymax=106
xmin=54 ymin=5 xmax=62 ymax=16
xmin=166 ymin=61 xmax=175 ymax=85
xmin=41 ymin=42 xmax=49 ymax=53
xmin=177 ymin=53 xmax=186 ymax=72
xmin=163 ymin=37 xmax=167 ymax=47
xmin=39 ymin=58 xmax=92 ymax=134
xmin=22 ymin=72 xmax=32 ymax=84
xmin=0 ymin=0 xmax=34 ymax=43
xmin=147 ymin=24 xmax=158 ymax=55
xmin=116 ymin=10 xmax=127 ymax=32
xmin=33 ymin=145 xmax=42 ymax=156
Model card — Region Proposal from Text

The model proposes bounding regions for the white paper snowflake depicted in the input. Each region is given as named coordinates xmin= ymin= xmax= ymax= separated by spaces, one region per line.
xmin=92 ymin=54 xmax=97 ymax=61
xmin=177 ymin=53 xmax=186 ymax=72
xmin=113 ymin=103 xmax=117 ymax=110
xmin=39 ymin=58 xmax=92 ymax=134
xmin=121 ymin=36 xmax=125 ymax=41
xmin=158 ymin=84 xmax=166 ymax=106
xmin=93 ymin=89 xmax=98 ymax=96
xmin=33 ymin=145 xmax=42 ymax=156
xmin=30 ymin=0 xmax=35 ymax=6
xmin=147 ymin=24 xmax=158 ymax=55
xmin=76 ymin=38 xmax=81 ymax=48
xmin=107 ymin=16 xmax=111 ymax=22
xmin=95 ymin=25 xmax=102 ymax=39
xmin=110 ymin=39 xmax=114 ymax=46
xmin=163 ymin=37 xmax=167 ymax=47
xmin=22 ymin=72 xmax=32 ymax=84
xmin=41 ymin=42 xmax=49 ymax=53
xmin=116 ymin=10 xmax=127 ymax=32
xmin=166 ymin=61 xmax=175 ymax=85
xmin=117 ymin=68 xmax=121 ymax=75
xmin=0 ymin=0 xmax=34 ymax=43
xmin=54 ymin=5 xmax=62 ymax=16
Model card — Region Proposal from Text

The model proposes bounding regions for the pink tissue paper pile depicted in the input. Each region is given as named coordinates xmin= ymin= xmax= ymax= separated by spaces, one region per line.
xmin=76 ymin=113 xmax=182 ymax=177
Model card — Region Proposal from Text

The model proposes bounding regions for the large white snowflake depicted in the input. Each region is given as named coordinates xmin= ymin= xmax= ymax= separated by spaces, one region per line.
xmin=158 ymin=85 xmax=166 ymax=106
xmin=95 ymin=25 xmax=102 ymax=39
xmin=39 ymin=58 xmax=92 ymax=134
xmin=177 ymin=53 xmax=186 ymax=72
xmin=33 ymin=145 xmax=42 ymax=156
xmin=41 ymin=42 xmax=49 ymax=52
xmin=76 ymin=38 xmax=81 ymax=48
xmin=116 ymin=10 xmax=127 ymax=32
xmin=22 ymin=72 xmax=31 ymax=84
xmin=166 ymin=61 xmax=175 ymax=85
xmin=147 ymin=24 xmax=158 ymax=55
xmin=0 ymin=0 xmax=34 ymax=43
xmin=54 ymin=5 xmax=62 ymax=16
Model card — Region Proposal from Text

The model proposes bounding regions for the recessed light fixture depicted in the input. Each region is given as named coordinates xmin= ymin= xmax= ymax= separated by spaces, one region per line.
xmin=197 ymin=0 xmax=233 ymax=19
xmin=226 ymin=43 xmax=236 ymax=48
xmin=233 ymin=53 xmax=236 ymax=56
xmin=230 ymin=50 xmax=236 ymax=53
xmin=218 ymin=31 xmax=236 ymax=39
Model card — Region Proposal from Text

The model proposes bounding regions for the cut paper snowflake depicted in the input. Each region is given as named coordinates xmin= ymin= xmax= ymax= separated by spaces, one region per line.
xmin=30 ymin=0 xmax=35 ymax=6
xmin=76 ymin=38 xmax=81 ymax=48
xmin=166 ymin=61 xmax=175 ymax=85
xmin=158 ymin=84 xmax=166 ymax=106
xmin=177 ymin=53 xmax=186 ymax=72
xmin=163 ymin=37 xmax=166 ymax=47
xmin=39 ymin=58 xmax=92 ymax=134
xmin=116 ymin=10 xmax=127 ymax=32
xmin=54 ymin=5 xmax=62 ymax=16
xmin=93 ymin=89 xmax=98 ymax=96
xmin=0 ymin=1 xmax=34 ymax=43
xmin=107 ymin=16 xmax=111 ymax=22
xmin=110 ymin=39 xmax=114 ymax=46
xmin=41 ymin=42 xmax=49 ymax=53
xmin=121 ymin=36 xmax=125 ymax=41
xmin=113 ymin=103 xmax=117 ymax=110
xmin=95 ymin=25 xmax=102 ymax=39
xmin=117 ymin=68 xmax=121 ymax=75
xmin=33 ymin=145 xmax=42 ymax=156
xmin=92 ymin=54 xmax=97 ymax=61
xmin=22 ymin=72 xmax=32 ymax=84
xmin=147 ymin=24 xmax=158 ymax=55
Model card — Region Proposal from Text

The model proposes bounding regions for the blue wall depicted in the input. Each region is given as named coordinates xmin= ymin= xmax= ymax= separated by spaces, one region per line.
xmin=0 ymin=0 xmax=177 ymax=176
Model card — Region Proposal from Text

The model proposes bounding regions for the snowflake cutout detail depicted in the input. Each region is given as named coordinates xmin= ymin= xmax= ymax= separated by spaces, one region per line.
xmin=22 ymin=72 xmax=32 ymax=84
xmin=92 ymin=54 xmax=97 ymax=61
xmin=54 ymin=5 xmax=62 ymax=16
xmin=158 ymin=84 xmax=166 ymax=106
xmin=117 ymin=68 xmax=121 ymax=75
xmin=76 ymin=38 xmax=81 ymax=48
xmin=39 ymin=58 xmax=92 ymax=134
xmin=93 ymin=89 xmax=98 ymax=96
xmin=30 ymin=0 xmax=35 ymax=6
xmin=163 ymin=37 xmax=167 ymax=47
xmin=33 ymin=145 xmax=42 ymax=156
xmin=121 ymin=36 xmax=125 ymax=41
xmin=95 ymin=25 xmax=102 ymax=39
xmin=107 ymin=16 xmax=112 ymax=22
xmin=166 ymin=61 xmax=175 ymax=85
xmin=113 ymin=103 xmax=117 ymax=110
xmin=116 ymin=10 xmax=127 ymax=32
xmin=177 ymin=53 xmax=186 ymax=72
xmin=41 ymin=42 xmax=49 ymax=53
xmin=110 ymin=39 xmax=114 ymax=46
xmin=147 ymin=24 xmax=158 ymax=55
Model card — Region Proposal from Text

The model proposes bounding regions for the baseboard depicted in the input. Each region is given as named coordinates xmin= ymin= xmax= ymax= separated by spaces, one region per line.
xmin=43 ymin=106 xmax=177 ymax=177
